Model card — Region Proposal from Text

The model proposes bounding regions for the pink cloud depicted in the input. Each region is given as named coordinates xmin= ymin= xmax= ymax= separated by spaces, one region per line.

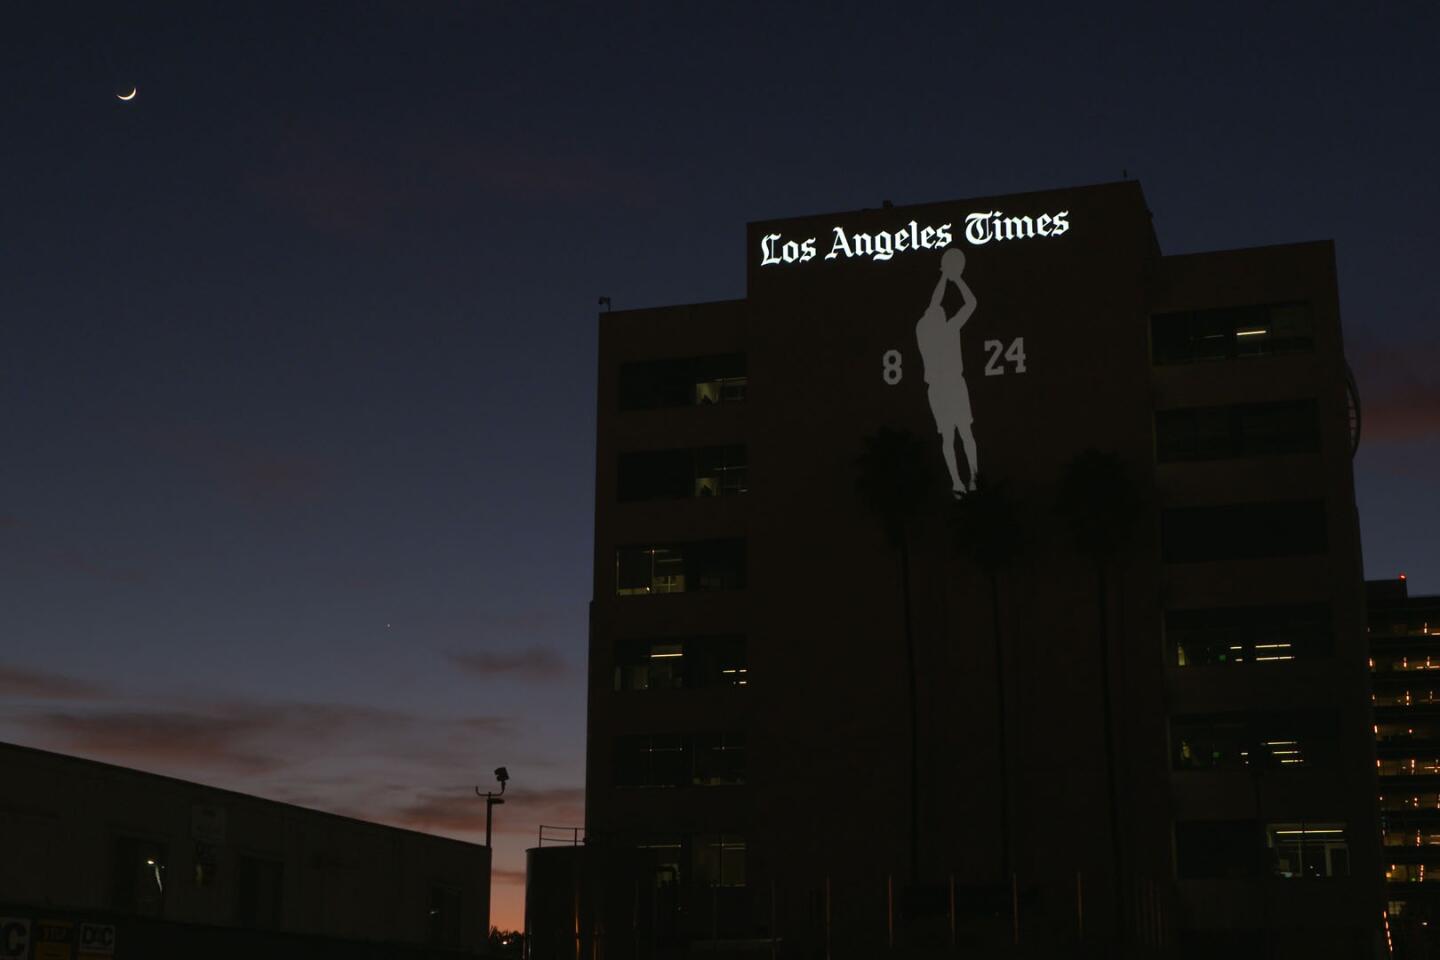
xmin=0 ymin=665 xmax=108 ymax=701
xmin=447 ymin=646 xmax=569 ymax=680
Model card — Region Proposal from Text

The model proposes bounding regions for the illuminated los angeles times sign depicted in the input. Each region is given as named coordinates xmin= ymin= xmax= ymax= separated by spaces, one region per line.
xmin=759 ymin=210 xmax=1071 ymax=266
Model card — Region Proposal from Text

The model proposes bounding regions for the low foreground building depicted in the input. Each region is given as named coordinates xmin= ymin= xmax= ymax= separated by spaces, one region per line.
xmin=0 ymin=741 xmax=490 ymax=958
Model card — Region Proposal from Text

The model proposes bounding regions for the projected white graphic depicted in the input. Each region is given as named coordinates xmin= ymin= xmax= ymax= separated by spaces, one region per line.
xmin=758 ymin=209 xmax=1069 ymax=267
xmin=916 ymin=248 xmax=979 ymax=496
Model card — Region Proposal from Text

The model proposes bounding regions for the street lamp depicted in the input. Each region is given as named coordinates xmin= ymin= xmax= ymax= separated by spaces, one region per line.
xmin=476 ymin=766 xmax=509 ymax=848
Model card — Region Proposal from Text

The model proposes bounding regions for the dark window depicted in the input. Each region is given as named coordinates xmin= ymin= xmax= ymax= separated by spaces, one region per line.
xmin=1167 ymin=603 xmax=1332 ymax=667
xmin=616 ymin=540 xmax=746 ymax=596
xmin=614 ymin=732 xmax=745 ymax=787
xmin=237 ymin=856 xmax=283 ymax=928
xmin=693 ymin=732 xmax=746 ymax=785
xmin=619 ymin=354 xmax=747 ymax=410
xmin=1171 ymin=711 xmax=1340 ymax=771
xmin=618 ymin=445 xmax=748 ymax=502
xmin=1155 ymin=400 xmax=1319 ymax=462
xmin=1162 ymin=501 xmax=1326 ymax=562
xmin=428 ymin=884 xmax=464 ymax=948
xmin=618 ymin=450 xmax=693 ymax=501
xmin=1152 ymin=302 xmax=1313 ymax=365
xmin=615 ymin=734 xmax=691 ymax=788
xmin=112 ymin=837 xmax=167 ymax=916
xmin=637 ymin=837 xmax=684 ymax=938
xmin=614 ymin=637 xmax=747 ymax=691
xmin=693 ymin=834 xmax=747 ymax=888
xmin=1175 ymin=820 xmax=1259 ymax=878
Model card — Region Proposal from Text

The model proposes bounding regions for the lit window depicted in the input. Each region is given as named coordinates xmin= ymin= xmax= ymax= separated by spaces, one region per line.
xmin=1151 ymin=301 xmax=1313 ymax=365
xmin=618 ymin=353 xmax=746 ymax=410
xmin=613 ymin=637 xmax=747 ymax=691
xmin=1171 ymin=712 xmax=1337 ymax=771
xmin=616 ymin=541 xmax=745 ymax=596
xmin=1268 ymin=823 xmax=1349 ymax=878
xmin=1167 ymin=603 xmax=1330 ymax=667
xmin=112 ymin=838 xmax=167 ymax=916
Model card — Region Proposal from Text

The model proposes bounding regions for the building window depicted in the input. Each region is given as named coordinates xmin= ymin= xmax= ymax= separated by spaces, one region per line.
xmin=614 ymin=637 xmax=747 ymax=691
xmin=428 ymin=884 xmax=464 ymax=948
xmin=1382 ymin=823 xmax=1440 ymax=847
xmin=1152 ymin=302 xmax=1313 ymax=365
xmin=618 ymin=445 xmax=748 ymax=502
xmin=1380 ymin=793 xmax=1440 ymax=812
xmin=1175 ymin=820 xmax=1258 ymax=878
xmin=1171 ymin=711 xmax=1339 ymax=770
xmin=1377 ymin=721 xmax=1440 ymax=746
xmin=1162 ymin=501 xmax=1327 ymax=563
xmin=694 ymin=445 xmax=748 ymax=496
xmin=1167 ymin=603 xmax=1331 ymax=667
xmin=1268 ymin=823 xmax=1349 ymax=878
xmin=1155 ymin=399 xmax=1320 ymax=462
xmin=615 ymin=734 xmax=691 ymax=788
xmin=236 ymin=856 xmax=283 ymax=928
xmin=616 ymin=540 xmax=746 ymax=596
xmin=618 ymin=354 xmax=747 ymax=410
xmin=112 ymin=838 xmax=167 ymax=916
xmin=693 ymin=835 xmax=747 ymax=888
xmin=1374 ymin=685 xmax=1440 ymax=707
xmin=613 ymin=732 xmax=745 ymax=788
xmin=1379 ymin=757 xmax=1440 ymax=777
xmin=693 ymin=732 xmax=746 ymax=785
xmin=1387 ymin=864 xmax=1440 ymax=883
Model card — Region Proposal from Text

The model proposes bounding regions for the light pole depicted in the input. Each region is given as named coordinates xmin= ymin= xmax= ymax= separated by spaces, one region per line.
xmin=476 ymin=766 xmax=509 ymax=848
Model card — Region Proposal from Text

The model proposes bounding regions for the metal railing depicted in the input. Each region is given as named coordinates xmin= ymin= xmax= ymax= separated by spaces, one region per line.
xmin=537 ymin=824 xmax=584 ymax=847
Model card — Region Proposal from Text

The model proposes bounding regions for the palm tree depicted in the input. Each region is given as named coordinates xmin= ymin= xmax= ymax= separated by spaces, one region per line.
xmin=1055 ymin=449 xmax=1140 ymax=947
xmin=856 ymin=426 xmax=934 ymax=886
xmin=949 ymin=475 xmax=1022 ymax=886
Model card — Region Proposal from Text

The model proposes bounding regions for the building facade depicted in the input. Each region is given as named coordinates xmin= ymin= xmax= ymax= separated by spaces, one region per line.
xmin=1369 ymin=576 xmax=1440 ymax=958
xmin=0 ymin=741 xmax=491 ymax=958
xmin=583 ymin=181 xmax=1380 ymax=958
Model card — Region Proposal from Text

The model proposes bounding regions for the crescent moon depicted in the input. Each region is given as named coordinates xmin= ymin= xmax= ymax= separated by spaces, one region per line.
xmin=117 ymin=88 xmax=137 ymax=101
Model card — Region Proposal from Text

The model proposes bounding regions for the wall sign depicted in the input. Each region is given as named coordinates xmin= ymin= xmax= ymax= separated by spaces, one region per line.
xmin=0 ymin=918 xmax=29 ymax=960
xmin=759 ymin=210 xmax=1069 ymax=266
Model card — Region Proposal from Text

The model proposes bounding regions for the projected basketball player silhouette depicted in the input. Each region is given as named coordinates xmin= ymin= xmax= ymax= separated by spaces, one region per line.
xmin=915 ymin=248 xmax=978 ymax=497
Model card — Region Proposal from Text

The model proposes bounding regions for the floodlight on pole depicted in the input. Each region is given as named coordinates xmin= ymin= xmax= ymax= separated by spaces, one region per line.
xmin=475 ymin=767 xmax=509 ymax=848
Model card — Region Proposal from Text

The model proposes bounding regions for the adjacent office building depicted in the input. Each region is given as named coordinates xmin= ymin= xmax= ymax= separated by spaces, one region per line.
xmin=1369 ymin=576 xmax=1440 ymax=958
xmin=581 ymin=181 xmax=1380 ymax=958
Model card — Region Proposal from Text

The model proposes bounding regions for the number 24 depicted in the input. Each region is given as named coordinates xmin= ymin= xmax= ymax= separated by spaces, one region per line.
xmin=984 ymin=338 xmax=1027 ymax=376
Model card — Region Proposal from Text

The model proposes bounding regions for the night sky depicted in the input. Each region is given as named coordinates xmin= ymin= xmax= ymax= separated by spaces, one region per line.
xmin=3 ymin=2 xmax=1437 ymax=930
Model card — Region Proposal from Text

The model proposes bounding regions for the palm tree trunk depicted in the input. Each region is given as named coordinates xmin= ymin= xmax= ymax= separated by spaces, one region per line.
xmin=991 ymin=572 xmax=1011 ymax=886
xmin=900 ymin=534 xmax=920 ymax=886
xmin=1096 ymin=561 xmax=1124 ymax=946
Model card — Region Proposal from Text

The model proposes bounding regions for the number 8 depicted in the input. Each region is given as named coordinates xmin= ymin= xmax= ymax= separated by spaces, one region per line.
xmin=882 ymin=349 xmax=903 ymax=385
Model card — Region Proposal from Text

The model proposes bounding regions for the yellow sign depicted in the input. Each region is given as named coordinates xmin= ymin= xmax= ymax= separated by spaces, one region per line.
xmin=34 ymin=918 xmax=72 ymax=960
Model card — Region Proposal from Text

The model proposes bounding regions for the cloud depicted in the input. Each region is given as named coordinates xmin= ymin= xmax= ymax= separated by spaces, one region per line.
xmin=145 ymin=424 xmax=333 ymax=509
xmin=46 ymin=547 xmax=148 ymax=586
xmin=1350 ymin=341 xmax=1440 ymax=444
xmin=25 ymin=707 xmax=285 ymax=774
xmin=8 ymin=699 xmax=482 ymax=780
xmin=0 ymin=665 xmax=108 ymax=701
xmin=386 ymin=784 xmax=584 ymax=837
xmin=447 ymin=646 xmax=569 ymax=680
xmin=493 ymin=868 xmax=526 ymax=886
xmin=248 ymin=121 xmax=656 ymax=237
xmin=460 ymin=715 xmax=514 ymax=734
